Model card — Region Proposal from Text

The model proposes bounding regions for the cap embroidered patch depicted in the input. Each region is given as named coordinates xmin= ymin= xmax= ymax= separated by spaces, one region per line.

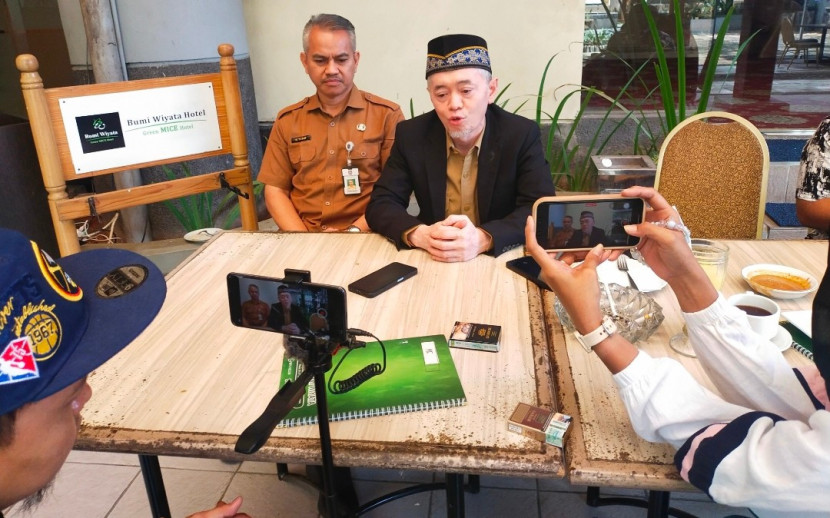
xmin=34 ymin=244 xmax=82 ymax=302
xmin=17 ymin=301 xmax=62 ymax=359
xmin=95 ymin=265 xmax=149 ymax=299
xmin=0 ymin=336 xmax=39 ymax=385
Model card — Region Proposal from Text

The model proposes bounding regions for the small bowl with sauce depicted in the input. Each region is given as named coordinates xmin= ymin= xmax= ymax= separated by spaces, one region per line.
xmin=741 ymin=264 xmax=818 ymax=300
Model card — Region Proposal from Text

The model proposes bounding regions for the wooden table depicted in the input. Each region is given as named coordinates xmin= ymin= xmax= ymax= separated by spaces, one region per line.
xmin=77 ymin=231 xmax=563 ymax=515
xmin=545 ymin=239 xmax=825 ymax=513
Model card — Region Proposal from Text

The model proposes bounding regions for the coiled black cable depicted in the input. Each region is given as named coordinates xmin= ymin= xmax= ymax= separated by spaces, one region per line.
xmin=328 ymin=328 xmax=386 ymax=394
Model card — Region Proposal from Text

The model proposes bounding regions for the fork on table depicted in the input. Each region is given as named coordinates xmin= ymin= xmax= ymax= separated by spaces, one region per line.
xmin=617 ymin=254 xmax=637 ymax=290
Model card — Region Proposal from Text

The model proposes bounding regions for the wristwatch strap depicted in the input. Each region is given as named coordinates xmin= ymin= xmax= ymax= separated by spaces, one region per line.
xmin=574 ymin=316 xmax=617 ymax=352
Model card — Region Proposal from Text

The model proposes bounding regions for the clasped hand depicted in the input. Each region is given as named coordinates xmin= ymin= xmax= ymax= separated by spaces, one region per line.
xmin=410 ymin=214 xmax=490 ymax=262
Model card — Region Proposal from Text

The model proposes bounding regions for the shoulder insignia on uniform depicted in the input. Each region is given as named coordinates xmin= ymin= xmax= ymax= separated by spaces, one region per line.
xmin=277 ymin=97 xmax=310 ymax=119
xmin=363 ymin=92 xmax=400 ymax=111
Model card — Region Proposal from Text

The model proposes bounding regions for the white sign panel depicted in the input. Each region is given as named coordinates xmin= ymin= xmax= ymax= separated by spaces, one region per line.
xmin=59 ymin=82 xmax=222 ymax=174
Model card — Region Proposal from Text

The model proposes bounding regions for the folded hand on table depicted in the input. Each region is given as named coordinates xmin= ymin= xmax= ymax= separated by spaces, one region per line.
xmin=409 ymin=214 xmax=491 ymax=262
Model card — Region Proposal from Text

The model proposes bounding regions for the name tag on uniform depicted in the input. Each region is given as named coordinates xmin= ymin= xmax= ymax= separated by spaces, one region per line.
xmin=291 ymin=135 xmax=311 ymax=143
xmin=342 ymin=168 xmax=360 ymax=195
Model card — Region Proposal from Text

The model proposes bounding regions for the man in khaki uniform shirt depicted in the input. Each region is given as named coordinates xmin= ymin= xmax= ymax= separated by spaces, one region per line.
xmin=259 ymin=14 xmax=404 ymax=232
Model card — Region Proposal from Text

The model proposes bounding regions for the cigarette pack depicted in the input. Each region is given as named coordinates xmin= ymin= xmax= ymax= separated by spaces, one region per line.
xmin=507 ymin=403 xmax=571 ymax=447
xmin=449 ymin=321 xmax=501 ymax=352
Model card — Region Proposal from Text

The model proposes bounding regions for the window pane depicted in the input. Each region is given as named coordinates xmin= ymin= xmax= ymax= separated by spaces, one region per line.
xmin=583 ymin=0 xmax=830 ymax=130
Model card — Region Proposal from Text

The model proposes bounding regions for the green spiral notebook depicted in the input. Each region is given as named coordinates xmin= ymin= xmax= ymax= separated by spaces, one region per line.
xmin=277 ymin=334 xmax=466 ymax=427
xmin=781 ymin=321 xmax=813 ymax=361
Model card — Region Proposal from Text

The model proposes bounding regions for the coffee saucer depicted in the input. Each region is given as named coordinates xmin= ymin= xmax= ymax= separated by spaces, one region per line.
xmin=770 ymin=325 xmax=792 ymax=352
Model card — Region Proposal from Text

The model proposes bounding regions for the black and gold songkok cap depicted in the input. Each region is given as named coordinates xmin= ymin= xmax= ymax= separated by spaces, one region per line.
xmin=425 ymin=34 xmax=491 ymax=79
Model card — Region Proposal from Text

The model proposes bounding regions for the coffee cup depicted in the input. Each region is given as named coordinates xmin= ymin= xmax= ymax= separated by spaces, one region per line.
xmin=727 ymin=292 xmax=780 ymax=340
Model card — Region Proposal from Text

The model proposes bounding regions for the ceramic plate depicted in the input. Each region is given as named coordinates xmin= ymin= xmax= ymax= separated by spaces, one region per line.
xmin=770 ymin=325 xmax=792 ymax=352
xmin=741 ymin=263 xmax=818 ymax=300
xmin=184 ymin=228 xmax=222 ymax=243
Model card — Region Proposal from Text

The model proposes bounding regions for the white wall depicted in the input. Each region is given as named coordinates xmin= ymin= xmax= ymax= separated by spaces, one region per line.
xmin=57 ymin=1 xmax=586 ymax=122
xmin=242 ymin=0 xmax=584 ymax=122
xmin=57 ymin=0 xmax=249 ymax=64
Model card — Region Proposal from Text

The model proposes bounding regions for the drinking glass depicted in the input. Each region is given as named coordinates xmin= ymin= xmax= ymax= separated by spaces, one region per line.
xmin=669 ymin=239 xmax=730 ymax=357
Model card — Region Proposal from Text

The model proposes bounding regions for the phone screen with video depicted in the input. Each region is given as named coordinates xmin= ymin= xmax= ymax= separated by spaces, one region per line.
xmin=533 ymin=195 xmax=645 ymax=252
xmin=227 ymin=273 xmax=348 ymax=342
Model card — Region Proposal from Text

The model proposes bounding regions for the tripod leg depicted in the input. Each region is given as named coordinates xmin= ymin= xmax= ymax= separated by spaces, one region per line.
xmin=314 ymin=368 xmax=338 ymax=518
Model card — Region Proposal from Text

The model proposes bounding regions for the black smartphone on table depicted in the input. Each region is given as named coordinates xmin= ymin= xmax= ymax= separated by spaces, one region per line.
xmin=532 ymin=194 xmax=646 ymax=252
xmin=227 ymin=272 xmax=348 ymax=342
xmin=506 ymin=255 xmax=551 ymax=291
xmin=348 ymin=262 xmax=417 ymax=298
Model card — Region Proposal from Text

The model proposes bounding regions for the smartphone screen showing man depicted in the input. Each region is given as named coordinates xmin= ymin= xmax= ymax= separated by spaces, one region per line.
xmin=227 ymin=273 xmax=347 ymax=342
xmin=532 ymin=195 xmax=645 ymax=252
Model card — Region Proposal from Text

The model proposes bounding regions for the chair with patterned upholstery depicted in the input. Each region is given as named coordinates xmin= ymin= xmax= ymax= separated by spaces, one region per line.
xmin=654 ymin=111 xmax=769 ymax=240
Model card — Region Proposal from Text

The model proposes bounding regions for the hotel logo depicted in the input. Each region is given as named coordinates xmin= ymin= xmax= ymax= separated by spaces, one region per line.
xmin=75 ymin=112 xmax=126 ymax=153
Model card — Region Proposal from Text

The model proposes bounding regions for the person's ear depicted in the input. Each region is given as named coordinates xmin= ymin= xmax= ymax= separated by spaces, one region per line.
xmin=487 ymin=75 xmax=499 ymax=103
xmin=300 ymin=52 xmax=310 ymax=75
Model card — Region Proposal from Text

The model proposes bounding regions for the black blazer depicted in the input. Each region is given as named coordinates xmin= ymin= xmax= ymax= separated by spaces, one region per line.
xmin=366 ymin=104 xmax=555 ymax=255
xmin=566 ymin=227 xmax=607 ymax=248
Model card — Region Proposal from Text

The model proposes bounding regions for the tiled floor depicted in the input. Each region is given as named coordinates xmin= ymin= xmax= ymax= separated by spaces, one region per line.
xmin=3 ymin=450 xmax=753 ymax=518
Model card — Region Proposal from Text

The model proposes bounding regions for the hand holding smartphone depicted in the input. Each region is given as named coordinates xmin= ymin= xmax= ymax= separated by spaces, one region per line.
xmin=532 ymin=194 xmax=645 ymax=253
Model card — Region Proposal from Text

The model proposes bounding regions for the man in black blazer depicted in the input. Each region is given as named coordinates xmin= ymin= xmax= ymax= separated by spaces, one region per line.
xmin=366 ymin=34 xmax=555 ymax=261
xmin=267 ymin=285 xmax=309 ymax=335
xmin=566 ymin=211 xmax=608 ymax=248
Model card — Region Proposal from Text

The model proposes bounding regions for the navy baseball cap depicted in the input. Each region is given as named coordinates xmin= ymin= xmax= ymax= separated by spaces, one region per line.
xmin=0 ymin=228 xmax=166 ymax=415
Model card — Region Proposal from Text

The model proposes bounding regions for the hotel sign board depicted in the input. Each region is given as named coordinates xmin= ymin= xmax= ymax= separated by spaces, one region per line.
xmin=59 ymin=82 xmax=221 ymax=174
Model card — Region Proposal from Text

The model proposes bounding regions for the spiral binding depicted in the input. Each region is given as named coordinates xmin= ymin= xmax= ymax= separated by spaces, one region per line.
xmin=791 ymin=342 xmax=814 ymax=361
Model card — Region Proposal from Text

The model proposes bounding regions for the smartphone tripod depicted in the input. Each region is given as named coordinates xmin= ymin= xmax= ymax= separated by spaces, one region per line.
xmin=235 ymin=331 xmax=347 ymax=517
xmin=234 ymin=269 xmax=479 ymax=518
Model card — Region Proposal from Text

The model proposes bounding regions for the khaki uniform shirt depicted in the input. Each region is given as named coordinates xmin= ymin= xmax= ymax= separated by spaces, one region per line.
xmin=258 ymin=87 xmax=404 ymax=230
xmin=403 ymin=130 xmax=492 ymax=250
xmin=445 ymin=131 xmax=484 ymax=224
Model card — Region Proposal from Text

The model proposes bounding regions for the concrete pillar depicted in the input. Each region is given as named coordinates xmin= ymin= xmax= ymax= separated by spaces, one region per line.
xmin=79 ymin=0 xmax=150 ymax=243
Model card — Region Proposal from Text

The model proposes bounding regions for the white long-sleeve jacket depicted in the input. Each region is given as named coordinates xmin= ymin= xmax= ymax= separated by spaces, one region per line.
xmin=613 ymin=295 xmax=829 ymax=516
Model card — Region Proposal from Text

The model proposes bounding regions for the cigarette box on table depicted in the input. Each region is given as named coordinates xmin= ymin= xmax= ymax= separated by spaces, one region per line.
xmin=507 ymin=403 xmax=571 ymax=448
xmin=449 ymin=321 xmax=501 ymax=352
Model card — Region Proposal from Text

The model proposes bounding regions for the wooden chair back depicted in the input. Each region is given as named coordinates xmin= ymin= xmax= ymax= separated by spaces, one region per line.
xmin=654 ymin=111 xmax=769 ymax=240
xmin=16 ymin=43 xmax=258 ymax=256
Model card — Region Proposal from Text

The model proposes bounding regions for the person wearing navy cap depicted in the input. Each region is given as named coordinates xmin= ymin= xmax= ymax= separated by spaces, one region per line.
xmin=367 ymin=33 xmax=556 ymax=261
xmin=0 ymin=229 xmax=249 ymax=517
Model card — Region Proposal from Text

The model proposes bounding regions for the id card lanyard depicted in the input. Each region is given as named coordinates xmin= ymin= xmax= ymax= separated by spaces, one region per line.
xmin=342 ymin=141 xmax=360 ymax=195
